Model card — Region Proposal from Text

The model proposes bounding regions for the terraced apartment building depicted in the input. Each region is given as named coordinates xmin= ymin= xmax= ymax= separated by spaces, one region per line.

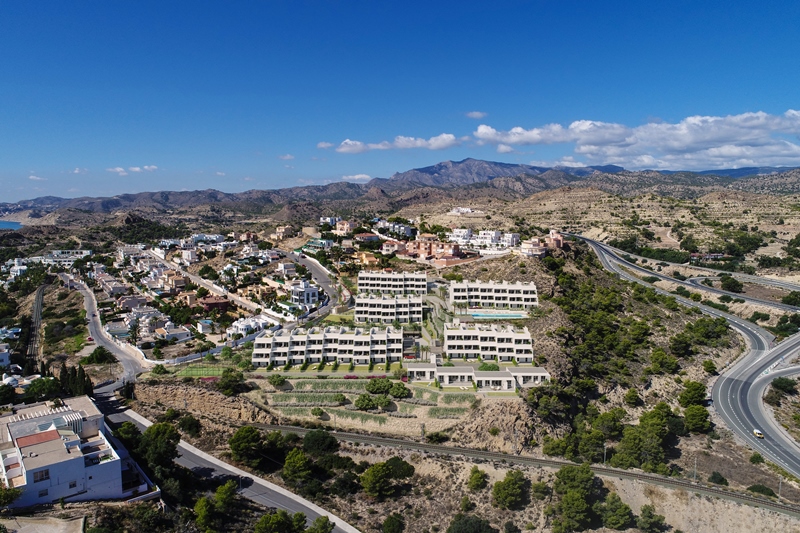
xmin=448 ymin=280 xmax=538 ymax=310
xmin=354 ymin=294 xmax=424 ymax=324
xmin=357 ymin=270 xmax=428 ymax=295
xmin=252 ymin=326 xmax=404 ymax=366
xmin=443 ymin=322 xmax=534 ymax=363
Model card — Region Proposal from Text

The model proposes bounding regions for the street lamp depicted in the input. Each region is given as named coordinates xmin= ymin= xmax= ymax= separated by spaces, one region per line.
xmin=603 ymin=443 xmax=607 ymax=465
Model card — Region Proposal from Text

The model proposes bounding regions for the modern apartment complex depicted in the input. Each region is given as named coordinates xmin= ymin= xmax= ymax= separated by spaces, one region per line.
xmin=449 ymin=280 xmax=538 ymax=310
xmin=354 ymin=294 xmax=423 ymax=324
xmin=0 ymin=396 xmax=148 ymax=507
xmin=443 ymin=322 xmax=534 ymax=363
xmin=357 ymin=271 xmax=428 ymax=295
xmin=252 ymin=326 xmax=404 ymax=367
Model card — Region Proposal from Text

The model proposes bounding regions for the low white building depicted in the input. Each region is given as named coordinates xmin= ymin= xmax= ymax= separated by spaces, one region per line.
xmin=406 ymin=364 xmax=549 ymax=390
xmin=181 ymin=249 xmax=198 ymax=264
xmin=449 ymin=280 xmax=538 ymax=310
xmin=354 ymin=294 xmax=423 ymax=324
xmin=0 ymin=396 xmax=149 ymax=507
xmin=443 ymin=322 xmax=534 ymax=363
xmin=225 ymin=314 xmax=278 ymax=338
xmin=320 ymin=216 xmax=342 ymax=226
xmin=252 ymin=326 xmax=404 ymax=367
xmin=277 ymin=262 xmax=296 ymax=279
xmin=154 ymin=322 xmax=192 ymax=342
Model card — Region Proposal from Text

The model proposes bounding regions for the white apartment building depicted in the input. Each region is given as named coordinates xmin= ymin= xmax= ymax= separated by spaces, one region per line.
xmin=446 ymin=229 xmax=520 ymax=248
xmin=449 ymin=280 xmax=538 ymax=310
xmin=320 ymin=216 xmax=342 ymax=226
xmin=407 ymin=364 xmax=550 ymax=390
xmin=354 ymin=294 xmax=423 ymax=324
xmin=443 ymin=322 xmax=534 ymax=363
xmin=252 ymin=326 xmax=404 ymax=367
xmin=0 ymin=396 xmax=149 ymax=507
xmin=0 ymin=343 xmax=9 ymax=368
xmin=357 ymin=271 xmax=428 ymax=295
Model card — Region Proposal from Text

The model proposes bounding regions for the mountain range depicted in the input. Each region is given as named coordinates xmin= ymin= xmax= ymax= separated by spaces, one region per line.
xmin=2 ymin=159 xmax=800 ymax=222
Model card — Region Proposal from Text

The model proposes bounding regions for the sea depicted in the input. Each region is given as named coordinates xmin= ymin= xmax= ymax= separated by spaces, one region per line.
xmin=0 ymin=221 xmax=22 ymax=230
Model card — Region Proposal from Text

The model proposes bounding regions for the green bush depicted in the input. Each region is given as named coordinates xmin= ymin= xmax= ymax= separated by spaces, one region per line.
xmin=467 ymin=466 xmax=488 ymax=491
xmin=747 ymin=484 xmax=776 ymax=497
xmin=708 ymin=471 xmax=728 ymax=486
xmin=749 ymin=452 xmax=764 ymax=464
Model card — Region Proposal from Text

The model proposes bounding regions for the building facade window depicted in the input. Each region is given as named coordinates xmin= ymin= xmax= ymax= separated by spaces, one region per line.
xmin=38 ymin=489 xmax=48 ymax=497
xmin=69 ymin=480 xmax=77 ymax=489
xmin=33 ymin=469 xmax=50 ymax=483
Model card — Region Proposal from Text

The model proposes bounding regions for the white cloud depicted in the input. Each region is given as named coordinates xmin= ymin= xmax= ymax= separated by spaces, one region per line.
xmin=243 ymin=176 xmax=254 ymax=181
xmin=466 ymin=111 xmax=487 ymax=119
xmin=215 ymin=171 xmax=226 ymax=176
xmin=279 ymin=154 xmax=295 ymax=160
xmin=284 ymin=165 xmax=294 ymax=169
xmin=317 ymin=141 xmax=334 ymax=149
xmin=129 ymin=167 xmax=142 ymax=172
xmin=474 ymin=110 xmax=800 ymax=169
xmin=496 ymin=144 xmax=514 ymax=154
xmin=143 ymin=165 xmax=158 ymax=171
xmin=106 ymin=167 xmax=128 ymax=176
xmin=342 ymin=174 xmax=372 ymax=181
xmin=335 ymin=133 xmax=459 ymax=154
xmin=70 ymin=167 xmax=88 ymax=174
xmin=28 ymin=175 xmax=46 ymax=181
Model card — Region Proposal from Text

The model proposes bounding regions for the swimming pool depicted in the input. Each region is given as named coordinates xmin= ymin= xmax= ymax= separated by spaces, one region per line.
xmin=470 ymin=312 xmax=528 ymax=319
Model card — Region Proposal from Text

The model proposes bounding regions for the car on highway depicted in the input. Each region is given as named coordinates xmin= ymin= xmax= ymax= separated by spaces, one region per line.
xmin=753 ymin=429 xmax=764 ymax=438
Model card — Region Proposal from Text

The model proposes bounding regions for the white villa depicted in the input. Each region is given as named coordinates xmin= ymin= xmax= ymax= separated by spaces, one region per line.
xmin=252 ymin=326 xmax=404 ymax=367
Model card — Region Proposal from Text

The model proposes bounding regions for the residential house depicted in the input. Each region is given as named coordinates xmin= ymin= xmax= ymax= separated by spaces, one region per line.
xmin=406 ymin=365 xmax=549 ymax=391
xmin=116 ymin=295 xmax=148 ymax=311
xmin=199 ymin=295 xmax=230 ymax=313
xmin=289 ymin=280 xmax=319 ymax=307
xmin=276 ymin=262 xmax=296 ymax=279
xmin=381 ymin=240 xmax=406 ymax=255
xmin=334 ymin=220 xmax=357 ymax=236
xmin=154 ymin=322 xmax=193 ymax=342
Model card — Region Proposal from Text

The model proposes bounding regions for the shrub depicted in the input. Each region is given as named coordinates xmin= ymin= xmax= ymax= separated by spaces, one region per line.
xmin=623 ymin=388 xmax=640 ymax=407
xmin=702 ymin=360 xmax=717 ymax=374
xmin=492 ymin=470 xmax=526 ymax=509
xmin=488 ymin=427 xmax=500 ymax=436
xmin=177 ymin=414 xmax=201 ymax=437
xmin=383 ymin=513 xmax=405 ymax=533
xmin=747 ymin=484 xmax=777 ymax=497
xmin=467 ymin=466 xmax=488 ymax=491
xmin=749 ymin=452 xmax=764 ymax=465
xmin=772 ymin=376 xmax=798 ymax=395
xmin=151 ymin=364 xmax=168 ymax=375
xmin=708 ymin=471 xmax=728 ymax=486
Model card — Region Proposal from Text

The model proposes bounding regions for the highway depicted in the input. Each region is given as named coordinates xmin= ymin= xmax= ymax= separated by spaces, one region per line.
xmin=575 ymin=236 xmax=800 ymax=481
xmin=685 ymin=276 xmax=800 ymax=312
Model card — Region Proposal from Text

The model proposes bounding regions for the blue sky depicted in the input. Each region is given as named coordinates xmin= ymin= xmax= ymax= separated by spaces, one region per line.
xmin=2 ymin=1 xmax=800 ymax=202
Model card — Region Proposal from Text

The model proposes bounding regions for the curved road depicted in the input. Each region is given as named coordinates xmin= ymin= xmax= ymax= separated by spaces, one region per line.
xmin=576 ymin=236 xmax=800 ymax=480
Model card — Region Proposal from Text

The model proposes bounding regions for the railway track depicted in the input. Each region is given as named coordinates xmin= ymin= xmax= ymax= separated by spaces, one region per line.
xmin=26 ymin=284 xmax=48 ymax=359
xmin=253 ymin=423 xmax=800 ymax=519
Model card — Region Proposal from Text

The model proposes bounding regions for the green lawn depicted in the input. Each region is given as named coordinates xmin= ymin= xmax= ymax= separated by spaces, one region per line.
xmin=173 ymin=363 xmax=239 ymax=377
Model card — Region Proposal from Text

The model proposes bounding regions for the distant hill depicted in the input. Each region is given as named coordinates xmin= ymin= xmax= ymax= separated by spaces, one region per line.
xmin=3 ymin=159 xmax=800 ymax=223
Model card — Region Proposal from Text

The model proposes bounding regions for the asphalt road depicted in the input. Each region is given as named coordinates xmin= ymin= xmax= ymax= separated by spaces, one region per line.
xmin=686 ymin=276 xmax=800 ymax=312
xmin=61 ymin=274 xmax=147 ymax=388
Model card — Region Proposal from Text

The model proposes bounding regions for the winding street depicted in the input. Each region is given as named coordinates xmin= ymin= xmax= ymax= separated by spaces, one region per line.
xmin=575 ymin=236 xmax=800 ymax=479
